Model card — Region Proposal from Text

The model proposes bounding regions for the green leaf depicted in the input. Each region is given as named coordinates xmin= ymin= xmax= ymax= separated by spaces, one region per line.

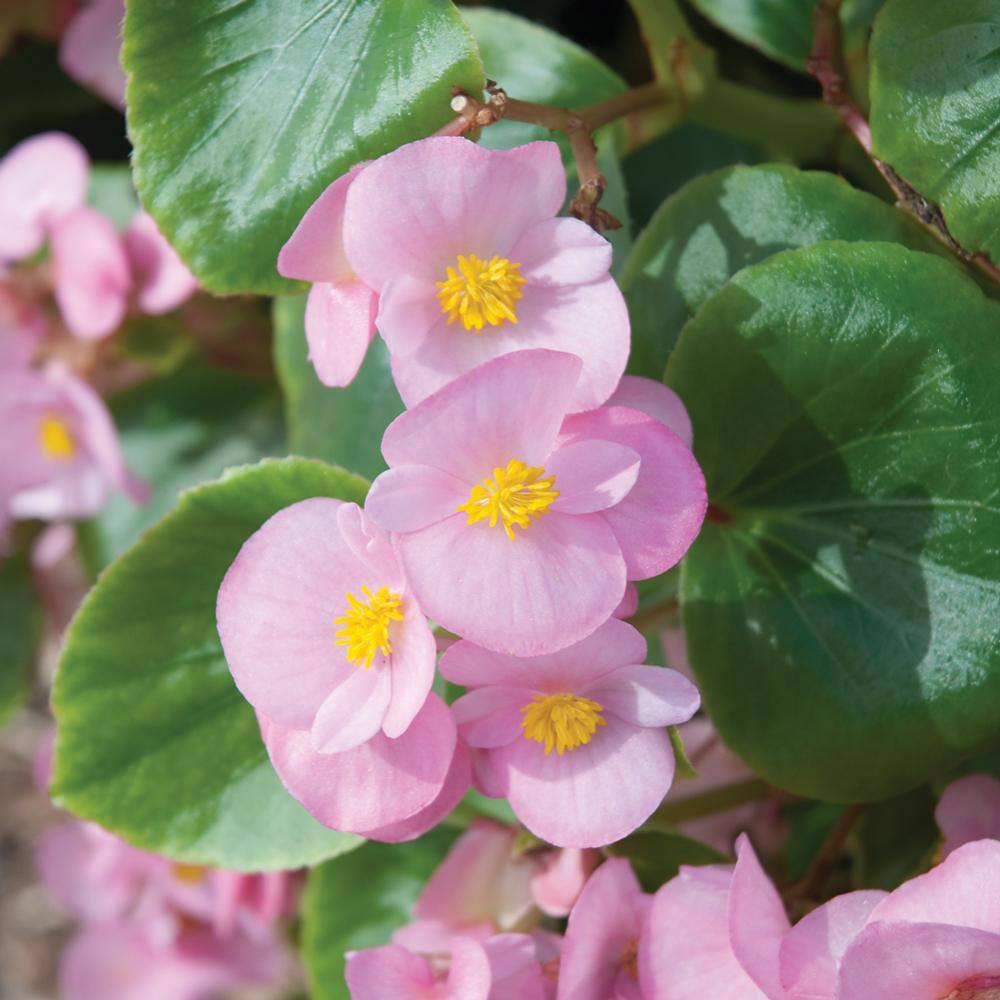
xmin=0 ymin=553 xmax=40 ymax=726
xmin=87 ymin=165 xmax=139 ymax=230
xmin=80 ymin=362 xmax=284 ymax=573
xmin=273 ymin=296 xmax=402 ymax=481
xmin=53 ymin=458 xmax=368 ymax=870
xmin=461 ymin=7 xmax=632 ymax=269
xmin=852 ymin=786 xmax=938 ymax=890
xmin=302 ymin=828 xmax=458 ymax=1000
xmin=621 ymin=164 xmax=945 ymax=378
xmin=669 ymin=241 xmax=1000 ymax=802
xmin=607 ymin=830 xmax=726 ymax=892
xmin=123 ymin=0 xmax=484 ymax=295
xmin=869 ymin=0 xmax=1000 ymax=263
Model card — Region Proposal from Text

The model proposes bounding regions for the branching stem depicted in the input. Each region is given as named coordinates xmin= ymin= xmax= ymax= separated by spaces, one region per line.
xmin=789 ymin=803 xmax=863 ymax=903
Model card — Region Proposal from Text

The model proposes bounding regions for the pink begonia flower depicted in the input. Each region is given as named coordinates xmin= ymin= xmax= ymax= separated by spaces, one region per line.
xmin=0 ymin=281 xmax=46 ymax=366
xmin=258 ymin=693 xmax=470 ymax=841
xmin=442 ymin=618 xmax=700 ymax=847
xmin=838 ymin=840 xmax=1000 ymax=1000
xmin=50 ymin=205 xmax=131 ymax=339
xmin=279 ymin=137 xmax=629 ymax=411
xmin=58 ymin=0 xmax=126 ymax=108
xmin=346 ymin=933 xmax=546 ymax=1000
xmin=217 ymin=498 xmax=437 ymax=753
xmin=366 ymin=349 xmax=707 ymax=655
xmin=558 ymin=858 xmax=649 ymax=1000
xmin=123 ymin=209 xmax=198 ymax=314
xmin=608 ymin=374 xmax=694 ymax=449
xmin=0 ymin=361 xmax=145 ymax=547
xmin=936 ymin=773 xmax=1000 ymax=859
xmin=0 ymin=132 xmax=88 ymax=262
xmin=530 ymin=845 xmax=601 ymax=918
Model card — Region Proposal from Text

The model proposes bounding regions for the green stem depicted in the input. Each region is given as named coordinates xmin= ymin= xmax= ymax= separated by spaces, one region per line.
xmin=649 ymin=777 xmax=773 ymax=826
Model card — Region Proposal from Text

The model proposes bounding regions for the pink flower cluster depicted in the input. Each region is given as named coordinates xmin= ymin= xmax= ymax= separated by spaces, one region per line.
xmin=218 ymin=135 xmax=708 ymax=851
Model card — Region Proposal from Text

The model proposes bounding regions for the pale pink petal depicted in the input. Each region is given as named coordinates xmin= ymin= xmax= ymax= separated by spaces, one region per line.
xmin=303 ymin=279 xmax=378 ymax=387
xmin=446 ymin=937 xmax=493 ymax=1000
xmin=728 ymin=834 xmax=790 ymax=998
xmin=585 ymin=664 xmax=700 ymax=728
xmin=608 ymin=375 xmax=694 ymax=448
xmin=560 ymin=405 xmax=707 ymax=580
xmin=59 ymin=0 xmax=126 ymax=108
xmin=936 ymin=774 xmax=1000 ymax=859
xmin=335 ymin=502 xmax=402 ymax=586
xmin=451 ymin=687 xmax=535 ymax=749
xmin=779 ymin=890 xmax=886 ymax=1000
xmin=277 ymin=163 xmax=366 ymax=282
xmin=382 ymin=601 xmax=437 ymax=738
xmin=124 ymin=210 xmax=198 ymax=314
xmin=481 ymin=933 xmax=545 ymax=1000
xmin=51 ymin=206 xmax=131 ymax=340
xmin=375 ymin=273 xmax=442 ymax=359
xmin=472 ymin=746 xmax=509 ymax=799
xmin=343 ymin=137 xmax=565 ymax=289
xmin=0 ymin=132 xmax=89 ymax=261
xmin=310 ymin=660 xmax=391 ymax=754
xmin=0 ymin=283 xmax=46 ymax=366
xmin=640 ymin=865 xmax=768 ymax=1000
xmin=379 ymin=349 xmax=581 ymax=484
xmin=869 ymin=839 xmax=1000 ymax=932
xmin=259 ymin=694 xmax=456 ymax=835
xmin=389 ymin=277 xmax=628 ymax=412
xmin=838 ymin=920 xmax=1000 ymax=1000
xmin=558 ymin=858 xmax=645 ymax=1000
xmin=531 ymin=848 xmax=600 ymax=918
xmin=497 ymin=717 xmax=674 ymax=848
xmin=397 ymin=511 xmax=625 ymax=656
xmin=613 ymin=584 xmax=639 ymax=619
xmin=547 ymin=439 xmax=640 ymax=515
xmin=345 ymin=945 xmax=434 ymax=999
xmin=511 ymin=216 xmax=613 ymax=286
xmin=365 ymin=464 xmax=467 ymax=533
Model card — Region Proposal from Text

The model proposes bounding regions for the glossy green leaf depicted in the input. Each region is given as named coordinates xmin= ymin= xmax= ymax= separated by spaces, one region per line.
xmin=869 ymin=0 xmax=1000 ymax=263
xmin=302 ymin=828 xmax=458 ymax=1000
xmin=607 ymin=830 xmax=726 ymax=892
xmin=621 ymin=164 xmax=944 ymax=378
xmin=0 ymin=553 xmax=39 ymax=725
xmin=87 ymin=164 xmax=138 ymax=230
xmin=669 ymin=242 xmax=1000 ymax=802
xmin=53 ymin=458 xmax=368 ymax=869
xmin=80 ymin=363 xmax=284 ymax=572
xmin=273 ymin=296 xmax=402 ymax=481
xmin=123 ymin=0 xmax=484 ymax=294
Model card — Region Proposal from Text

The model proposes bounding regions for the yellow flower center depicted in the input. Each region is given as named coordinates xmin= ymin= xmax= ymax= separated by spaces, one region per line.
xmin=39 ymin=413 xmax=76 ymax=461
xmin=334 ymin=585 xmax=404 ymax=669
xmin=456 ymin=459 xmax=558 ymax=540
xmin=520 ymin=693 xmax=606 ymax=756
xmin=172 ymin=863 xmax=206 ymax=885
xmin=436 ymin=253 xmax=526 ymax=331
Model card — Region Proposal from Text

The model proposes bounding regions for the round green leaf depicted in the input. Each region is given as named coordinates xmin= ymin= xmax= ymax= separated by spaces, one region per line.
xmin=607 ymin=830 xmax=726 ymax=892
xmin=621 ymin=164 xmax=944 ymax=378
xmin=274 ymin=295 xmax=402 ymax=481
xmin=0 ymin=553 xmax=39 ymax=726
xmin=53 ymin=458 xmax=367 ymax=869
xmin=302 ymin=828 xmax=458 ymax=1000
xmin=668 ymin=242 xmax=1000 ymax=802
xmin=124 ymin=0 xmax=484 ymax=294
xmin=869 ymin=0 xmax=1000 ymax=264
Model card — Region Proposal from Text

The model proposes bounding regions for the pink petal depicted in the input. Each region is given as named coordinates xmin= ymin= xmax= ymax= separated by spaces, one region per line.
xmin=396 ymin=511 xmax=626 ymax=656
xmin=259 ymin=694 xmax=457 ymax=835
xmin=496 ymin=716 xmax=674 ymax=848
xmin=343 ymin=137 xmax=565 ymax=289
xmin=481 ymin=934 xmax=545 ymax=1000
xmin=613 ymin=583 xmax=639 ymax=619
xmin=364 ymin=464 xmax=467 ymax=533
xmin=446 ymin=938 xmax=493 ymax=1000
xmin=547 ymin=439 xmax=640 ymax=515
xmin=530 ymin=847 xmax=600 ymax=918
xmin=559 ymin=405 xmax=707 ymax=580
xmin=123 ymin=210 xmax=198 ymax=314
xmin=728 ymin=834 xmax=790 ymax=998
xmin=310 ymin=659 xmax=391 ymax=754
xmin=936 ymin=774 xmax=1000 ymax=859
xmin=345 ymin=945 xmax=435 ymax=998
xmin=511 ymin=216 xmax=613 ymax=286
xmin=451 ymin=686 xmax=535 ymax=749
xmin=336 ymin=501 xmax=403 ymax=585
xmin=779 ymin=890 xmax=886 ymax=1000
xmin=388 ymin=276 xmax=628 ymax=412
xmin=379 ymin=349 xmax=582 ymax=484
xmin=558 ymin=858 xmax=646 ymax=1000
xmin=382 ymin=601 xmax=437 ymax=738
xmin=584 ymin=664 xmax=700 ymax=728
xmin=302 ymin=279 xmax=378 ymax=387
xmin=0 ymin=132 xmax=89 ymax=261
xmin=472 ymin=746 xmax=510 ymax=799
xmin=375 ymin=273 xmax=443 ymax=359
xmin=51 ymin=206 xmax=131 ymax=340
xmin=58 ymin=0 xmax=126 ymax=108
xmin=277 ymin=163 xmax=366 ymax=283
xmin=838 ymin=920 xmax=1000 ymax=1000
xmin=609 ymin=375 xmax=694 ymax=448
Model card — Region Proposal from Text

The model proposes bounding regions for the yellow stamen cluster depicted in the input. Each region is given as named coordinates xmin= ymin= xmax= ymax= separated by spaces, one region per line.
xmin=436 ymin=253 xmax=526 ymax=331
xmin=334 ymin=586 xmax=404 ymax=668
xmin=521 ymin=693 xmax=606 ymax=756
xmin=172 ymin=863 xmax=206 ymax=885
xmin=620 ymin=938 xmax=639 ymax=980
xmin=39 ymin=413 xmax=76 ymax=461
xmin=457 ymin=459 xmax=558 ymax=540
